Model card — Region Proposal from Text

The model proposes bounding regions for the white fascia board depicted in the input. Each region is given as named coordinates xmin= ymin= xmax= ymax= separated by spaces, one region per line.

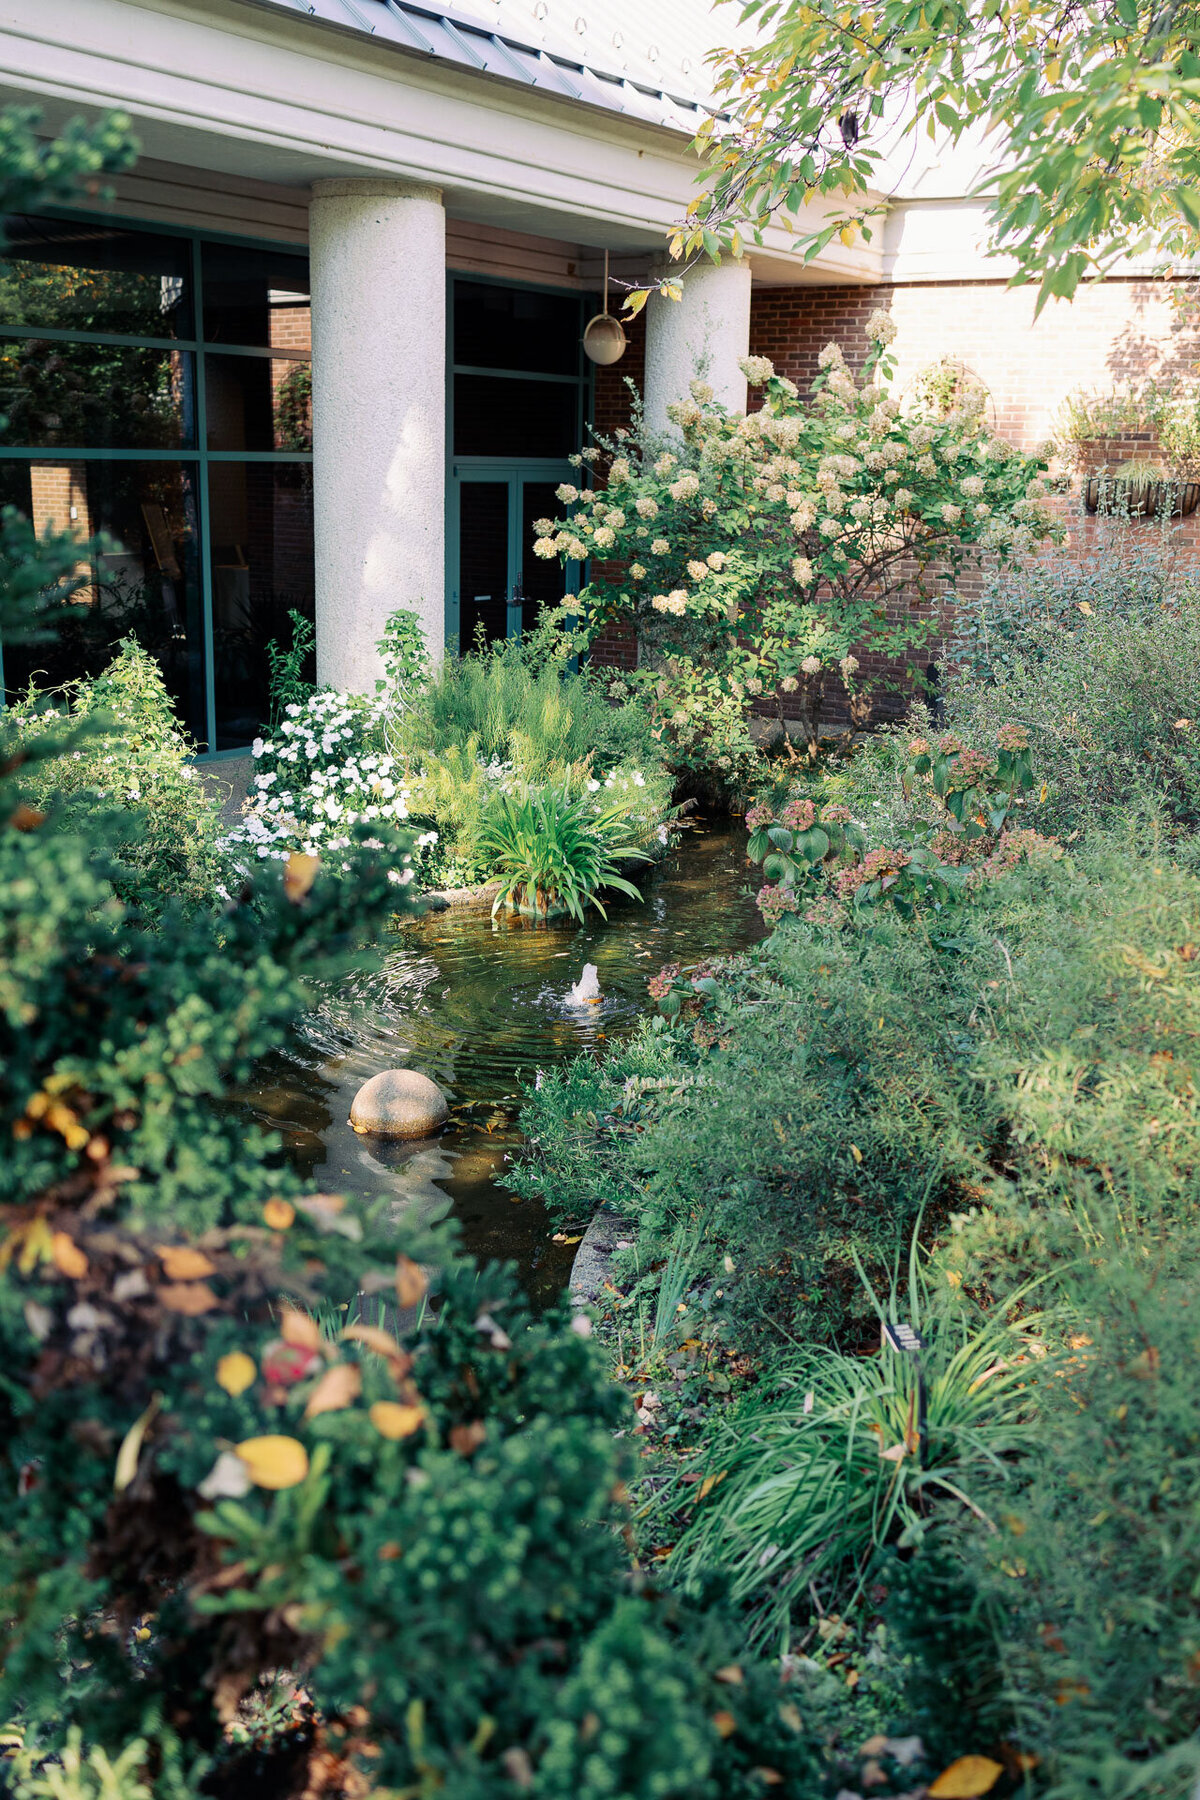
xmin=0 ymin=0 xmax=883 ymax=283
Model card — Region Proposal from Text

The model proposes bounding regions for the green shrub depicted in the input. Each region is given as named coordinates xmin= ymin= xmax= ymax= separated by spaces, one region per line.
xmin=3 ymin=638 xmax=230 ymax=914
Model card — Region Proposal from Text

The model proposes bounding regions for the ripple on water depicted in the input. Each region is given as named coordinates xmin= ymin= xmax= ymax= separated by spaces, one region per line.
xmin=239 ymin=820 xmax=765 ymax=1306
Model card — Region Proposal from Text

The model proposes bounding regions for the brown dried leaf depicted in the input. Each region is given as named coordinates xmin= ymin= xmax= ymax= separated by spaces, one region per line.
xmin=158 ymin=1282 xmax=218 ymax=1315
xmin=304 ymin=1361 xmax=362 ymax=1419
xmin=280 ymin=1307 xmax=323 ymax=1351
xmin=342 ymin=1323 xmax=403 ymax=1360
xmin=449 ymin=1420 xmax=487 ymax=1456
xmin=395 ymin=1255 xmax=428 ymax=1309
xmin=156 ymin=1244 xmax=216 ymax=1281
xmin=51 ymin=1231 xmax=88 ymax=1279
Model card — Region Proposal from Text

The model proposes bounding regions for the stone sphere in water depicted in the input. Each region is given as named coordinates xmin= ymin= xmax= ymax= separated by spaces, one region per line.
xmin=350 ymin=1069 xmax=449 ymax=1139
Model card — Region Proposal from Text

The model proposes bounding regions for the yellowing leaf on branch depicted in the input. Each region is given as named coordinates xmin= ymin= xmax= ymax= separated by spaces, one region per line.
xmin=304 ymin=1360 xmax=362 ymax=1419
xmin=928 ymin=1755 xmax=1005 ymax=1797
xmin=216 ymin=1352 xmax=257 ymax=1397
xmin=370 ymin=1402 xmax=426 ymax=1440
xmin=235 ymin=1435 xmax=310 ymax=1490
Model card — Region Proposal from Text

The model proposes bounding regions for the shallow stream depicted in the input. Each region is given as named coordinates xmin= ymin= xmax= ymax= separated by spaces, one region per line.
xmin=243 ymin=821 xmax=765 ymax=1305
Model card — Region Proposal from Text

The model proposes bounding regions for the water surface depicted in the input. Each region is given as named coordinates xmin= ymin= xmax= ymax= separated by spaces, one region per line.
xmin=245 ymin=821 xmax=765 ymax=1304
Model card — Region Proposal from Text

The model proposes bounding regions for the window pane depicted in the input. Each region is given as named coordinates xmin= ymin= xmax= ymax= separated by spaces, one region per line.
xmin=0 ymin=458 xmax=206 ymax=742
xmin=208 ymin=461 xmax=315 ymax=750
xmin=0 ymin=215 xmax=192 ymax=337
xmin=454 ymin=280 xmax=581 ymax=375
xmin=454 ymin=375 xmax=579 ymax=457
xmin=205 ymin=354 xmax=312 ymax=452
xmin=0 ymin=338 xmax=193 ymax=449
xmin=457 ymin=480 xmax=510 ymax=650
xmin=201 ymin=243 xmax=311 ymax=349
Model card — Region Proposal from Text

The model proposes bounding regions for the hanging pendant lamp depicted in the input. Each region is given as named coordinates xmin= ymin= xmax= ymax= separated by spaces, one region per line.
xmin=582 ymin=250 xmax=628 ymax=366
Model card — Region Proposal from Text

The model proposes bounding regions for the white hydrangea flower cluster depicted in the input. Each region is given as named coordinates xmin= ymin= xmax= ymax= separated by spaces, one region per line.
xmin=226 ymin=690 xmax=435 ymax=885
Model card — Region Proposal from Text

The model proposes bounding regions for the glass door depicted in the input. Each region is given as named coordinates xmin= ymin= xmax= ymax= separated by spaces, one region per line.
xmin=448 ymin=462 xmax=579 ymax=654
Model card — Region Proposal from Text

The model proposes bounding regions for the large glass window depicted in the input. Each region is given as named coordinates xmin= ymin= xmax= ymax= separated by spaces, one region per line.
xmin=0 ymin=216 xmax=312 ymax=751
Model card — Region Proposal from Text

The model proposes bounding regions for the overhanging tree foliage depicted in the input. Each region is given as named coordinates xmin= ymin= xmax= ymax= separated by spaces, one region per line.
xmin=671 ymin=0 xmax=1200 ymax=307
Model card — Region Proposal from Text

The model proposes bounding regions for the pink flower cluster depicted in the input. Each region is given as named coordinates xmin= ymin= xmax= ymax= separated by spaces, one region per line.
xmin=908 ymin=738 xmax=930 ymax=759
xmin=974 ymin=828 xmax=1063 ymax=882
xmin=946 ymin=747 xmax=995 ymax=787
xmin=997 ymin=724 xmax=1031 ymax=751
xmin=820 ymin=803 xmax=852 ymax=823
xmin=757 ymin=883 xmax=801 ymax=924
xmin=780 ymin=797 xmax=817 ymax=831
xmin=804 ymin=896 xmax=849 ymax=928
xmin=744 ymin=804 xmax=773 ymax=833
xmin=833 ymin=845 xmax=910 ymax=901
xmin=937 ymin=733 xmax=964 ymax=757
xmin=647 ymin=962 xmax=681 ymax=1000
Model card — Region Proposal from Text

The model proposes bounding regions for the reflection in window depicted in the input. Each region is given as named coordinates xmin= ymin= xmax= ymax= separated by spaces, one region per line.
xmin=0 ymin=215 xmax=192 ymax=337
xmin=454 ymin=280 xmax=581 ymax=375
xmin=205 ymin=354 xmax=312 ymax=452
xmin=0 ymin=339 xmax=193 ymax=450
xmin=207 ymin=461 xmax=315 ymax=750
xmin=0 ymin=459 xmax=206 ymax=741
xmin=201 ymin=242 xmax=311 ymax=349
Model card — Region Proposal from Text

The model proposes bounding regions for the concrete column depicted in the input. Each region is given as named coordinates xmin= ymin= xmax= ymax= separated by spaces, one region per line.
xmin=309 ymin=178 xmax=446 ymax=690
xmin=643 ymin=260 xmax=753 ymax=435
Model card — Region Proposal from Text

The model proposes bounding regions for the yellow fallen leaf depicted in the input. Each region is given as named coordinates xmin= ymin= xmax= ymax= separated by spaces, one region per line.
xmin=216 ymin=1352 xmax=257 ymax=1397
xmin=264 ymin=1197 xmax=295 ymax=1230
xmin=370 ymin=1402 xmax=426 ymax=1440
xmin=714 ymin=1665 xmax=743 ymax=1685
xmin=395 ymin=1255 xmax=428 ymax=1309
xmin=51 ymin=1231 xmax=88 ymax=1279
xmin=159 ymin=1282 xmax=218 ymax=1315
xmin=283 ymin=851 xmax=320 ymax=901
xmin=928 ymin=1755 xmax=1005 ymax=1797
xmin=879 ymin=1442 xmax=907 ymax=1463
xmin=304 ymin=1360 xmax=362 ymax=1419
xmin=280 ymin=1308 xmax=323 ymax=1351
xmin=157 ymin=1245 xmax=216 ymax=1281
xmin=698 ymin=1471 xmax=727 ymax=1499
xmin=849 ymin=1143 xmax=863 ymax=1164
xmin=711 ymin=1711 xmax=737 ymax=1739
xmin=235 ymin=1435 xmax=310 ymax=1490
xmin=1076 ymin=600 xmax=1094 ymax=615
xmin=114 ymin=1395 xmax=162 ymax=1493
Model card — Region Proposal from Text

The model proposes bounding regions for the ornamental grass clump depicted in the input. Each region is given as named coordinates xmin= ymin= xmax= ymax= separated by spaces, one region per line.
xmin=479 ymin=778 xmax=652 ymax=920
xmin=539 ymin=316 xmax=1055 ymax=780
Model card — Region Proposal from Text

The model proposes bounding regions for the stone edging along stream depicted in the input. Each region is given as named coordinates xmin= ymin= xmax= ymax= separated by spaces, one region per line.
xmin=421 ymin=880 xmax=502 ymax=911
xmin=569 ymin=1208 xmax=624 ymax=1307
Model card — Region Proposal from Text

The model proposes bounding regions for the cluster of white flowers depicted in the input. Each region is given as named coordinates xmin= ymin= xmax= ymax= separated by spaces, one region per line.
xmin=738 ymin=354 xmax=776 ymax=385
xmin=864 ymin=308 xmax=898 ymax=345
xmin=650 ymin=590 xmax=689 ymax=616
xmin=227 ymin=690 xmax=435 ymax=884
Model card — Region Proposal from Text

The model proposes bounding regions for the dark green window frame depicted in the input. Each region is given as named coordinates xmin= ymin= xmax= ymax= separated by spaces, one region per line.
xmin=0 ymin=209 xmax=313 ymax=759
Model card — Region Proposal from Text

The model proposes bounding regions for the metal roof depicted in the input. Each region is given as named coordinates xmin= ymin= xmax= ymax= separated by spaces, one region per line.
xmin=246 ymin=0 xmax=727 ymax=132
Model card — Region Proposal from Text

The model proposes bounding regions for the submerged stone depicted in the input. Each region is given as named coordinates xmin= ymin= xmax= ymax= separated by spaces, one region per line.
xmin=350 ymin=1069 xmax=449 ymax=1139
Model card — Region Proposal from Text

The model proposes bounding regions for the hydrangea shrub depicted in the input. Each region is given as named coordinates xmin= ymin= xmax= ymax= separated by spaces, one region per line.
xmin=538 ymin=315 xmax=1056 ymax=781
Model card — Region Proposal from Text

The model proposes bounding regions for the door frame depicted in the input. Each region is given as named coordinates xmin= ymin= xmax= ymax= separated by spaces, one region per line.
xmin=446 ymin=458 xmax=581 ymax=654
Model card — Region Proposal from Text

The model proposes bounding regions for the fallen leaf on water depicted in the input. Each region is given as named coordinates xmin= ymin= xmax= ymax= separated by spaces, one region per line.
xmin=552 ymin=1233 xmax=583 ymax=1245
xmin=235 ymin=1435 xmax=309 ymax=1490
xmin=216 ymin=1352 xmax=256 ymax=1397
xmin=370 ymin=1402 xmax=425 ymax=1440
xmin=304 ymin=1361 xmax=362 ymax=1419
xmin=51 ymin=1231 xmax=88 ymax=1279
xmin=114 ymin=1395 xmax=162 ymax=1492
xmin=157 ymin=1245 xmax=216 ymax=1281
xmin=159 ymin=1283 xmax=218 ymax=1315
xmin=283 ymin=851 xmax=320 ymax=901
xmin=928 ymin=1755 xmax=1005 ymax=1797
